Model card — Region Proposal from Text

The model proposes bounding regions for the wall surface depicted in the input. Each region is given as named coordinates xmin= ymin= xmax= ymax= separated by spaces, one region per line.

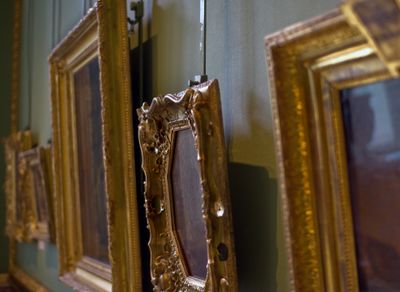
xmin=16 ymin=0 xmax=93 ymax=290
xmin=14 ymin=0 xmax=339 ymax=291
xmin=207 ymin=1 xmax=339 ymax=290
xmin=0 ymin=0 xmax=14 ymax=273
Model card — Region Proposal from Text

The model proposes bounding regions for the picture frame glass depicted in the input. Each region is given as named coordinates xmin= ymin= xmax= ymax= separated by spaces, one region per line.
xmin=73 ymin=56 xmax=110 ymax=265
xmin=170 ymin=127 xmax=208 ymax=280
xmin=341 ymin=78 xmax=400 ymax=291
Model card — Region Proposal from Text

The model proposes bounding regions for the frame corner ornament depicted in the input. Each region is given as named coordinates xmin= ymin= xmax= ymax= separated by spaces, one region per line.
xmin=265 ymin=2 xmax=400 ymax=291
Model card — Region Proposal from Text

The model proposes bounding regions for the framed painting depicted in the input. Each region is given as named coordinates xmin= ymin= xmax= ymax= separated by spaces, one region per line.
xmin=138 ymin=80 xmax=238 ymax=291
xmin=4 ymin=0 xmax=52 ymax=290
xmin=49 ymin=1 xmax=142 ymax=291
xmin=5 ymin=131 xmax=34 ymax=242
xmin=18 ymin=147 xmax=52 ymax=242
xmin=25 ymin=145 xmax=55 ymax=242
xmin=40 ymin=144 xmax=57 ymax=244
xmin=265 ymin=1 xmax=400 ymax=291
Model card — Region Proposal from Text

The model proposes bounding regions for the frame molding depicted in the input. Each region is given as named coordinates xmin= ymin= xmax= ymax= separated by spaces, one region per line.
xmin=10 ymin=0 xmax=22 ymax=134
xmin=9 ymin=266 xmax=48 ymax=292
xmin=50 ymin=1 xmax=142 ymax=291
xmin=6 ymin=1 xmax=48 ymax=291
xmin=265 ymin=4 xmax=400 ymax=292
xmin=5 ymin=131 xmax=34 ymax=242
xmin=138 ymin=80 xmax=238 ymax=291
xmin=342 ymin=0 xmax=400 ymax=76
xmin=97 ymin=0 xmax=143 ymax=290
xmin=49 ymin=6 xmax=111 ymax=291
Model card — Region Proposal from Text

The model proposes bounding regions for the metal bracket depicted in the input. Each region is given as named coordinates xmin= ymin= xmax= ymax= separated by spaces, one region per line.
xmin=131 ymin=1 xmax=144 ymax=20
xmin=129 ymin=1 xmax=145 ymax=104
xmin=188 ymin=74 xmax=208 ymax=87
xmin=128 ymin=1 xmax=144 ymax=35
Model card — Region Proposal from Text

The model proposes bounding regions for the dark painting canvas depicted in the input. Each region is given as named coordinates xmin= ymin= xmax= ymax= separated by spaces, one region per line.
xmin=170 ymin=128 xmax=208 ymax=280
xmin=341 ymin=78 xmax=400 ymax=291
xmin=74 ymin=57 xmax=109 ymax=265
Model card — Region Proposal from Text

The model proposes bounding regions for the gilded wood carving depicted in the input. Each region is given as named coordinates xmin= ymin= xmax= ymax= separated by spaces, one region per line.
xmin=138 ymin=80 xmax=238 ymax=291
xmin=342 ymin=0 xmax=400 ymax=76
xmin=49 ymin=1 xmax=142 ymax=291
xmin=5 ymin=131 xmax=34 ymax=242
xmin=265 ymin=3 xmax=400 ymax=291
xmin=5 ymin=133 xmax=55 ymax=250
xmin=5 ymin=0 xmax=49 ymax=290
xmin=49 ymin=6 xmax=112 ymax=291
xmin=97 ymin=0 xmax=143 ymax=290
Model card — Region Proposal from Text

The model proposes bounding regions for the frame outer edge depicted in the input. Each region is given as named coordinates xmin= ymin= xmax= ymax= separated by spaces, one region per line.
xmin=97 ymin=0 xmax=143 ymax=291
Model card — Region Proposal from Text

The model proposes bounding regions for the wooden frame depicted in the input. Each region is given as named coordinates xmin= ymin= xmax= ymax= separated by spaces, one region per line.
xmin=50 ymin=7 xmax=111 ymax=290
xmin=25 ymin=145 xmax=55 ymax=242
xmin=265 ymin=2 xmax=400 ymax=291
xmin=97 ymin=0 xmax=143 ymax=290
xmin=5 ymin=131 xmax=34 ymax=242
xmin=49 ymin=1 xmax=142 ymax=291
xmin=5 ymin=131 xmax=54 ymax=243
xmin=138 ymin=80 xmax=238 ymax=291
xmin=4 ymin=0 xmax=49 ymax=290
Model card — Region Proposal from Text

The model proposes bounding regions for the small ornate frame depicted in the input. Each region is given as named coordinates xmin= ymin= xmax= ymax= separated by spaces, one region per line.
xmin=5 ymin=0 xmax=49 ymax=290
xmin=23 ymin=145 xmax=55 ymax=242
xmin=49 ymin=1 xmax=142 ymax=291
xmin=265 ymin=3 xmax=400 ymax=292
xmin=138 ymin=80 xmax=238 ymax=291
xmin=4 ymin=131 xmax=34 ymax=242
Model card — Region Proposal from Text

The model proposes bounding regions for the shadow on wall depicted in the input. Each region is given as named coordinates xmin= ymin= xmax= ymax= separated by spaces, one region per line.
xmin=229 ymin=162 xmax=278 ymax=291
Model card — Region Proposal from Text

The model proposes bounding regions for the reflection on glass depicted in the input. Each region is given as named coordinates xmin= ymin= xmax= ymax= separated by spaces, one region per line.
xmin=74 ymin=57 xmax=109 ymax=264
xmin=170 ymin=128 xmax=207 ymax=280
xmin=341 ymin=78 xmax=400 ymax=292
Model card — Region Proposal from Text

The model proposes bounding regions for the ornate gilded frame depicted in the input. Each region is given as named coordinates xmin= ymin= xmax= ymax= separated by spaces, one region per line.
xmin=49 ymin=1 xmax=142 ymax=291
xmin=138 ymin=80 xmax=238 ymax=291
xmin=4 ymin=0 xmax=49 ymax=290
xmin=97 ymin=0 xmax=142 ymax=290
xmin=265 ymin=2 xmax=400 ymax=291
xmin=49 ymin=6 xmax=112 ymax=291
xmin=4 ymin=132 xmax=53 ymax=243
xmin=22 ymin=145 xmax=55 ymax=242
xmin=5 ymin=131 xmax=34 ymax=242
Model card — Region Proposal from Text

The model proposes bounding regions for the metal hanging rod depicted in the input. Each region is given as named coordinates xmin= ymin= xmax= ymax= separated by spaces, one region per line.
xmin=189 ymin=0 xmax=208 ymax=86
xmin=129 ymin=1 xmax=144 ymax=105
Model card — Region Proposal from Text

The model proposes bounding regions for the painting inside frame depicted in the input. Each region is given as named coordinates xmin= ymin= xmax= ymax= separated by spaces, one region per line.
xmin=169 ymin=127 xmax=208 ymax=280
xmin=341 ymin=78 xmax=400 ymax=291
xmin=73 ymin=56 xmax=110 ymax=265
xmin=137 ymin=79 xmax=238 ymax=291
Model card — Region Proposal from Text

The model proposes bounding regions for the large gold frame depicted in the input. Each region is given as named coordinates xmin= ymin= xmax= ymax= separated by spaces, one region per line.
xmin=49 ymin=1 xmax=142 ymax=291
xmin=138 ymin=80 xmax=238 ymax=291
xmin=98 ymin=0 xmax=142 ymax=290
xmin=265 ymin=2 xmax=400 ymax=291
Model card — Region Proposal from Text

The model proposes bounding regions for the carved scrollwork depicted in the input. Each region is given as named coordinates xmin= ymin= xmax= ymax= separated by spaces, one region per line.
xmin=4 ymin=131 xmax=37 ymax=242
xmin=138 ymin=80 xmax=238 ymax=291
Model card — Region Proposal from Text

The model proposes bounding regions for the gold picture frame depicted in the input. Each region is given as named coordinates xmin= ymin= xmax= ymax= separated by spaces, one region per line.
xmin=5 ymin=131 xmax=34 ymax=242
xmin=25 ymin=145 xmax=55 ymax=242
xmin=49 ymin=1 xmax=142 ymax=291
xmin=138 ymin=80 xmax=238 ymax=291
xmin=265 ymin=2 xmax=400 ymax=291
xmin=4 ymin=0 xmax=50 ymax=290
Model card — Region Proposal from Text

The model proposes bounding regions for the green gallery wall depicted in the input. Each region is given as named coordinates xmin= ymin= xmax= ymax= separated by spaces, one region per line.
xmin=1 ymin=0 xmax=339 ymax=291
